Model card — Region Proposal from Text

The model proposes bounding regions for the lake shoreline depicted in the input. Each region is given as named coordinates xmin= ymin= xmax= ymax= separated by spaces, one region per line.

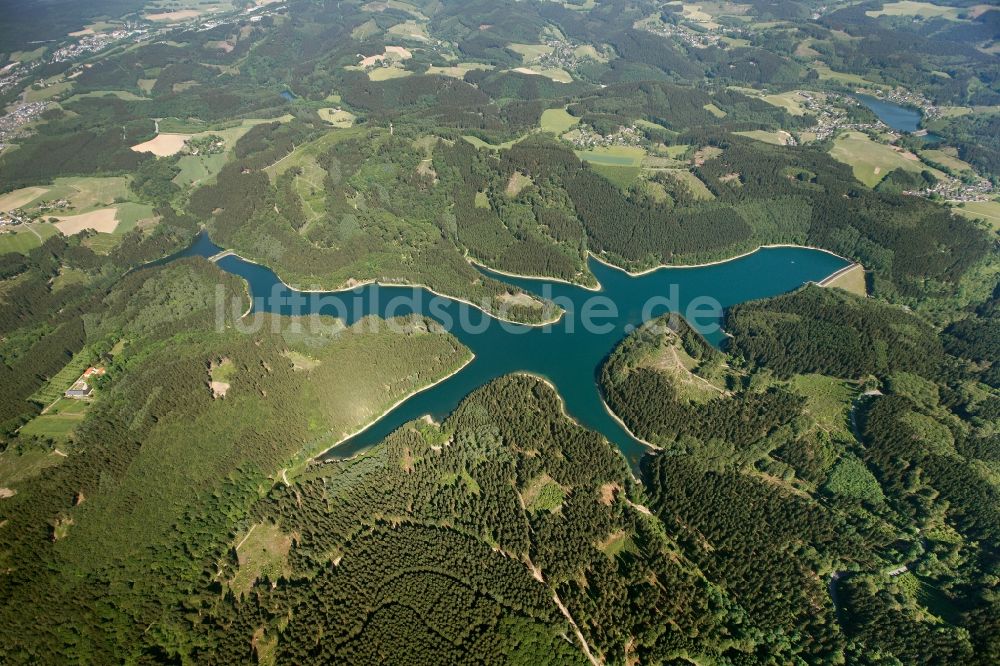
xmin=312 ymin=351 xmax=476 ymax=461
xmin=467 ymin=257 xmax=602 ymax=292
xmin=199 ymin=236 xmax=850 ymax=470
xmin=211 ymin=238 xmax=852 ymax=311
xmin=210 ymin=247 xmax=567 ymax=328
xmin=588 ymin=244 xmax=854 ymax=276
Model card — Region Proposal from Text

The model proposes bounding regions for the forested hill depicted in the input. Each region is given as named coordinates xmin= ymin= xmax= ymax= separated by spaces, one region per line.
xmin=603 ymin=300 xmax=999 ymax=664
xmin=191 ymin=374 xmax=747 ymax=664
xmin=0 ymin=257 xmax=473 ymax=662
xmin=0 ymin=0 xmax=998 ymax=662
xmin=0 ymin=0 xmax=147 ymax=53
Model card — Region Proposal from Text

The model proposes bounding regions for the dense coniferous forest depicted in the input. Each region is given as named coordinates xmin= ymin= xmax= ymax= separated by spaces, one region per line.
xmin=0 ymin=0 xmax=998 ymax=662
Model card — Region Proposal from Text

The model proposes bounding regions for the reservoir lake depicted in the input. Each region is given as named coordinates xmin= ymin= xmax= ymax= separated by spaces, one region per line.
xmin=854 ymin=94 xmax=941 ymax=143
xmin=179 ymin=235 xmax=850 ymax=468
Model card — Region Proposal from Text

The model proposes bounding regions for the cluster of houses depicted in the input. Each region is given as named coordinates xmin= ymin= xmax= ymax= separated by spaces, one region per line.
xmin=51 ymin=26 xmax=150 ymax=64
xmin=565 ymin=123 xmax=645 ymax=149
xmin=0 ymin=100 xmax=49 ymax=152
xmin=0 ymin=198 xmax=70 ymax=228
xmin=0 ymin=210 xmax=31 ymax=228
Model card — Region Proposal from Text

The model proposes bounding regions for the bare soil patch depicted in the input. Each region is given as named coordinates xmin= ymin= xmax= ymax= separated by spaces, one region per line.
xmin=0 ymin=186 xmax=48 ymax=212
xmin=359 ymin=46 xmax=412 ymax=67
xmin=146 ymin=10 xmax=202 ymax=21
xmin=505 ymin=171 xmax=532 ymax=196
xmin=131 ymin=133 xmax=191 ymax=156
xmin=497 ymin=292 xmax=541 ymax=309
xmin=53 ymin=208 xmax=118 ymax=235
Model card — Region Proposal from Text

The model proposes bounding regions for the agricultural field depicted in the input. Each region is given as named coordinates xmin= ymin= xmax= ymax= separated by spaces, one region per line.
xmin=77 ymin=203 xmax=157 ymax=253
xmin=145 ymin=9 xmax=205 ymax=21
xmin=510 ymin=67 xmax=573 ymax=83
xmin=574 ymin=145 xmax=646 ymax=167
xmin=265 ymin=127 xmax=364 ymax=181
xmin=387 ymin=19 xmax=429 ymax=41
xmin=676 ymin=2 xmax=721 ymax=29
xmin=0 ymin=186 xmax=49 ymax=212
xmin=19 ymin=398 xmax=91 ymax=441
xmin=795 ymin=39 xmax=822 ymax=58
xmin=172 ymin=117 xmax=293 ymax=188
xmin=143 ymin=0 xmax=242 ymax=23
xmin=735 ymin=129 xmax=795 ymax=145
xmin=540 ymin=107 xmax=579 ymax=134
xmin=0 ymin=175 xmax=156 ymax=251
xmin=24 ymin=80 xmax=73 ymax=103
xmin=866 ymin=1 xmax=962 ymax=20
xmin=9 ymin=46 xmax=46 ymax=63
xmin=951 ymin=199 xmax=1000 ymax=231
xmin=173 ymin=153 xmax=228 ymax=189
xmin=761 ymin=90 xmax=811 ymax=116
xmin=0 ymin=223 xmax=59 ymax=254
xmin=573 ymin=44 xmax=608 ymax=61
xmin=351 ymin=19 xmax=380 ymax=39
xmin=507 ymin=43 xmax=553 ymax=61
xmin=131 ymin=133 xmax=192 ymax=156
xmin=635 ymin=119 xmax=677 ymax=138
xmin=591 ymin=165 xmax=641 ymax=188
xmin=363 ymin=0 xmax=428 ymax=19
xmin=729 ymin=87 xmax=813 ymax=116
xmin=19 ymin=176 xmax=130 ymax=213
xmin=812 ymin=63 xmax=873 ymax=86
xmin=368 ymin=67 xmax=412 ymax=81
xmin=348 ymin=45 xmax=413 ymax=80
xmin=53 ymin=209 xmax=119 ymax=235
xmin=576 ymin=145 xmax=649 ymax=187
xmin=829 ymin=131 xmax=930 ymax=187
xmin=157 ymin=117 xmax=211 ymax=133
xmin=665 ymin=144 xmax=690 ymax=158
xmin=919 ymin=148 xmax=975 ymax=174
xmin=111 ymin=202 xmax=157 ymax=233
xmin=317 ymin=108 xmax=356 ymax=127
xmin=426 ymin=63 xmax=491 ymax=78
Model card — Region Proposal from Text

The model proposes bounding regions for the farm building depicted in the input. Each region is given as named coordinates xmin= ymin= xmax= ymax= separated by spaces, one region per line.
xmin=64 ymin=367 xmax=105 ymax=398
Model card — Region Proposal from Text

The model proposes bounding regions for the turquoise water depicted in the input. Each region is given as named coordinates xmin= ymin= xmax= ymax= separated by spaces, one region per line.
xmin=181 ymin=237 xmax=849 ymax=468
